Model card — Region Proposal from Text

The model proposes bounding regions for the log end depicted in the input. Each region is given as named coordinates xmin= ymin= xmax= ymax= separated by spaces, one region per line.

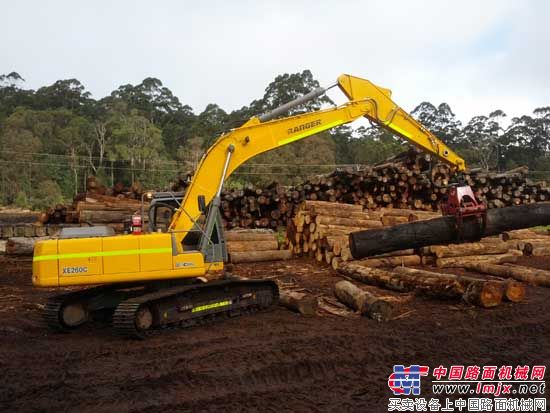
xmin=367 ymin=300 xmax=395 ymax=322
xmin=504 ymin=281 xmax=526 ymax=303
xmin=463 ymin=280 xmax=504 ymax=308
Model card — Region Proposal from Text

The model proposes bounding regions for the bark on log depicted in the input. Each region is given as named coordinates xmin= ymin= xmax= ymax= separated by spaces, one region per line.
xmin=333 ymin=280 xmax=394 ymax=321
xmin=349 ymin=255 xmax=421 ymax=268
xmin=229 ymin=250 xmax=292 ymax=263
xmin=531 ymin=246 xmax=550 ymax=257
xmin=6 ymin=237 xmax=49 ymax=255
xmin=278 ymin=290 xmax=318 ymax=316
xmin=391 ymin=266 xmax=503 ymax=308
xmin=350 ymin=203 xmax=550 ymax=259
xmin=435 ymin=251 xmax=521 ymax=268
xmin=339 ymin=263 xmax=465 ymax=298
xmin=462 ymin=262 xmax=550 ymax=287
xmin=225 ymin=230 xmax=276 ymax=242
xmin=227 ymin=240 xmax=279 ymax=253
xmin=430 ymin=242 xmax=516 ymax=258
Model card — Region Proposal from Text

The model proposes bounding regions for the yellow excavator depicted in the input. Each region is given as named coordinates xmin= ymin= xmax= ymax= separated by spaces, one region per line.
xmin=33 ymin=74 xmax=467 ymax=338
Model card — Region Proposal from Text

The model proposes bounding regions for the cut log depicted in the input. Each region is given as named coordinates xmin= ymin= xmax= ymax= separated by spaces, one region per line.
xmin=531 ymin=246 xmax=550 ymax=257
xmin=350 ymin=255 xmax=421 ymax=268
xmin=6 ymin=237 xmax=49 ymax=255
xmin=350 ymin=203 xmax=550 ymax=259
xmin=278 ymin=290 xmax=318 ymax=316
xmin=391 ymin=266 xmax=503 ymax=308
xmin=333 ymin=280 xmax=394 ymax=321
xmin=371 ymin=249 xmax=415 ymax=258
xmin=430 ymin=242 xmax=516 ymax=258
xmin=227 ymin=240 xmax=279 ymax=253
xmin=462 ymin=262 xmax=550 ymax=288
xmin=339 ymin=263 xmax=465 ymax=298
xmin=229 ymin=250 xmax=292 ymax=263
xmin=435 ymin=251 xmax=521 ymax=268
xmin=79 ymin=210 xmax=135 ymax=224
xmin=225 ymin=229 xmax=276 ymax=242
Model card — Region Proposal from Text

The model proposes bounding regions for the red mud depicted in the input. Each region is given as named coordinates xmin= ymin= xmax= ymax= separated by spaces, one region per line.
xmin=0 ymin=257 xmax=549 ymax=412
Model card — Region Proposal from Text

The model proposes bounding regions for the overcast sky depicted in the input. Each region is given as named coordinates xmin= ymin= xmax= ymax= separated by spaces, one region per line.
xmin=2 ymin=0 xmax=549 ymax=123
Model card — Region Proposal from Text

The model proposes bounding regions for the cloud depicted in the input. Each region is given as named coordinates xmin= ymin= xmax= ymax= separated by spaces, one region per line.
xmin=1 ymin=0 xmax=548 ymax=123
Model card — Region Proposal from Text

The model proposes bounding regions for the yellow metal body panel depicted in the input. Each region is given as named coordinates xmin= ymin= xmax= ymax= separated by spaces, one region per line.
xmin=103 ymin=235 xmax=140 ymax=274
xmin=58 ymin=238 xmax=103 ymax=277
xmin=32 ymin=239 xmax=59 ymax=287
xmin=137 ymin=233 xmax=173 ymax=272
xmin=32 ymin=233 xmax=214 ymax=287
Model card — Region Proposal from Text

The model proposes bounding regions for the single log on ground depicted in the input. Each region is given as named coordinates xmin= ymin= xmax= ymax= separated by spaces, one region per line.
xmin=350 ymin=203 xmax=550 ymax=259
xmin=462 ymin=262 xmax=550 ymax=288
xmin=227 ymin=240 xmax=279 ymax=253
xmin=229 ymin=250 xmax=292 ymax=263
xmin=278 ymin=290 xmax=318 ymax=316
xmin=333 ymin=280 xmax=394 ymax=321
xmin=6 ymin=237 xmax=49 ymax=255
xmin=391 ymin=266 xmax=503 ymax=308
xmin=349 ymin=255 xmax=421 ymax=268
xmin=435 ymin=251 xmax=521 ymax=268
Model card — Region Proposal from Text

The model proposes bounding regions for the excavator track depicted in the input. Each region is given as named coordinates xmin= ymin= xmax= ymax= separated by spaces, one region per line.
xmin=43 ymin=285 xmax=115 ymax=331
xmin=112 ymin=279 xmax=278 ymax=339
xmin=43 ymin=279 xmax=278 ymax=339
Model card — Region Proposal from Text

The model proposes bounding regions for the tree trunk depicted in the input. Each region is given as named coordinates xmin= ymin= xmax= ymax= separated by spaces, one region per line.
xmin=391 ymin=266 xmax=504 ymax=308
xmin=6 ymin=237 xmax=49 ymax=255
xmin=347 ymin=255 xmax=421 ymax=268
xmin=350 ymin=203 xmax=550 ymax=259
xmin=278 ymin=290 xmax=318 ymax=316
xmin=430 ymin=242 xmax=517 ymax=258
xmin=227 ymin=240 xmax=279 ymax=253
xmin=333 ymin=280 xmax=394 ymax=321
xmin=462 ymin=262 xmax=550 ymax=288
xmin=229 ymin=250 xmax=292 ymax=263
xmin=435 ymin=251 xmax=521 ymax=268
xmin=225 ymin=229 xmax=276 ymax=242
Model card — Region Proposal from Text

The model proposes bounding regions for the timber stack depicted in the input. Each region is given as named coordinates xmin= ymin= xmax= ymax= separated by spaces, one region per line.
xmin=37 ymin=150 xmax=550 ymax=231
xmin=226 ymin=229 xmax=291 ymax=263
xmin=285 ymin=200 xmax=440 ymax=270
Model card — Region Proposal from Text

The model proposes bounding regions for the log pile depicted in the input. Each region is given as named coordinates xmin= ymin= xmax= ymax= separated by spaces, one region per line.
xmin=285 ymin=200 xmax=440 ymax=270
xmin=38 ymin=151 xmax=550 ymax=232
xmin=338 ymin=263 xmax=524 ymax=308
xmin=226 ymin=229 xmax=291 ymax=263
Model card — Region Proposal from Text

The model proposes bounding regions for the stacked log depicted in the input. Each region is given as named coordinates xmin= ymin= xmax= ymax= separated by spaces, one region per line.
xmin=226 ymin=229 xmax=291 ymax=263
xmin=285 ymin=200 xmax=439 ymax=269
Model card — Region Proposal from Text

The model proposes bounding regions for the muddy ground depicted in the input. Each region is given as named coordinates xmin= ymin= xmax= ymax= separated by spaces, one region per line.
xmin=0 ymin=256 xmax=549 ymax=412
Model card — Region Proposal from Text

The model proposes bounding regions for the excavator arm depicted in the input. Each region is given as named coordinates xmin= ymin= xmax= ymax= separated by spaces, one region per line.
xmin=169 ymin=74 xmax=466 ymax=244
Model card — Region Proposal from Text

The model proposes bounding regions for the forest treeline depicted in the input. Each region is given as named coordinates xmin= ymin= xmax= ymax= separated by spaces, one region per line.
xmin=0 ymin=70 xmax=549 ymax=209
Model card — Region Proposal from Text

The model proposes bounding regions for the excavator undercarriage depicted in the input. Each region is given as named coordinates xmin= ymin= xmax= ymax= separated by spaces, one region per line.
xmin=44 ymin=278 xmax=278 ymax=339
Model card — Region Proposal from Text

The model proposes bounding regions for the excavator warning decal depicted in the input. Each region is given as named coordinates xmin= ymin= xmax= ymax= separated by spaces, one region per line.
xmin=191 ymin=300 xmax=232 ymax=313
